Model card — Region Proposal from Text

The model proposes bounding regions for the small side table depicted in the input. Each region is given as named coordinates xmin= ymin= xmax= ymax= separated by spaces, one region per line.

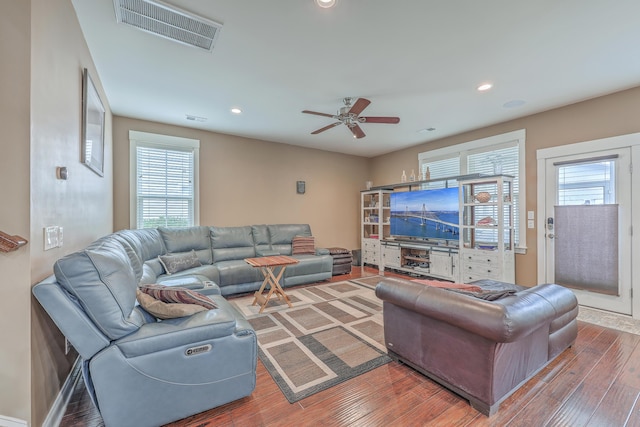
xmin=245 ymin=255 xmax=299 ymax=313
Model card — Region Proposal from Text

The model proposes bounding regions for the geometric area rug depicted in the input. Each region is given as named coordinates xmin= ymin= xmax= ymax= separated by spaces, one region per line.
xmin=229 ymin=280 xmax=391 ymax=403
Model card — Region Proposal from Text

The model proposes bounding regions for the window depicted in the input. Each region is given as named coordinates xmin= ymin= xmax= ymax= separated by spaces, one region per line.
xmin=557 ymin=158 xmax=616 ymax=205
xmin=130 ymin=131 xmax=199 ymax=229
xmin=418 ymin=130 xmax=526 ymax=251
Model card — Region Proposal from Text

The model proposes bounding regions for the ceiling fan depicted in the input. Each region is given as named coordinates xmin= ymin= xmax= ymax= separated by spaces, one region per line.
xmin=302 ymin=97 xmax=400 ymax=139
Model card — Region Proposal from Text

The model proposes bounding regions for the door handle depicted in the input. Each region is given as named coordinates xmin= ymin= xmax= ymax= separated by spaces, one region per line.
xmin=548 ymin=233 xmax=556 ymax=239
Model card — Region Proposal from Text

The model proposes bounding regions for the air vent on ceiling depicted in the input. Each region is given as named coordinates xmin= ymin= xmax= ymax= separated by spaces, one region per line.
xmin=113 ymin=0 xmax=222 ymax=52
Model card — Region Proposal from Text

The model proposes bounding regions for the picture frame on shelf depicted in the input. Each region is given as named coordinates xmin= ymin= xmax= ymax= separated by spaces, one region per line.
xmin=81 ymin=68 xmax=105 ymax=177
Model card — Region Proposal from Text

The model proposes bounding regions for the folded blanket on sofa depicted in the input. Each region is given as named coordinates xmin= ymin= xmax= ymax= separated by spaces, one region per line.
xmin=410 ymin=279 xmax=516 ymax=301
xmin=411 ymin=279 xmax=482 ymax=292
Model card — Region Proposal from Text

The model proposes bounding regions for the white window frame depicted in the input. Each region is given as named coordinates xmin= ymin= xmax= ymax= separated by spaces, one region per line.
xmin=129 ymin=130 xmax=200 ymax=228
xmin=418 ymin=129 xmax=527 ymax=253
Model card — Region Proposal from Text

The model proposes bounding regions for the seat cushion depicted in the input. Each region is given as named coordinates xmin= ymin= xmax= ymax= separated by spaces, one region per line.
xmin=214 ymin=260 xmax=264 ymax=287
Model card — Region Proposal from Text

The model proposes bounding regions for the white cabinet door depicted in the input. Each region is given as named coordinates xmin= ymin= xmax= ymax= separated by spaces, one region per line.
xmin=430 ymin=251 xmax=454 ymax=281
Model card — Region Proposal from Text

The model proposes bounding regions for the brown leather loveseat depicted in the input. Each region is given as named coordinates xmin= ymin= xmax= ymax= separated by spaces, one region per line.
xmin=375 ymin=278 xmax=578 ymax=416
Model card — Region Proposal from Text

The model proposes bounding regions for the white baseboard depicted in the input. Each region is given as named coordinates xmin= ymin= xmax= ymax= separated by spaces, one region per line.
xmin=0 ymin=415 xmax=28 ymax=427
xmin=41 ymin=357 xmax=81 ymax=427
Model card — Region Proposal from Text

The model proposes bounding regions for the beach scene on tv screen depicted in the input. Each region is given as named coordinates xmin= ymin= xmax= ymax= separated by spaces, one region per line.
xmin=390 ymin=187 xmax=459 ymax=240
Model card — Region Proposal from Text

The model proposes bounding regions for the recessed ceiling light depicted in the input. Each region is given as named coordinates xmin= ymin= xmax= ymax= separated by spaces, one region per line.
xmin=315 ymin=0 xmax=336 ymax=8
xmin=477 ymin=83 xmax=493 ymax=92
xmin=231 ymin=108 xmax=242 ymax=114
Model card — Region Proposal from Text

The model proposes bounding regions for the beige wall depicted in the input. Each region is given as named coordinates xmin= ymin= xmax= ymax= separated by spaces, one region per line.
xmin=371 ymin=86 xmax=640 ymax=286
xmin=12 ymin=0 xmax=640 ymax=422
xmin=113 ymin=117 xmax=370 ymax=250
xmin=29 ymin=0 xmax=114 ymax=425
xmin=0 ymin=1 xmax=32 ymax=423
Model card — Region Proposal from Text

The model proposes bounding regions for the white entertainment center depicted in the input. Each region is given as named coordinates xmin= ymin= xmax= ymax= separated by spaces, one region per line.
xmin=361 ymin=174 xmax=515 ymax=283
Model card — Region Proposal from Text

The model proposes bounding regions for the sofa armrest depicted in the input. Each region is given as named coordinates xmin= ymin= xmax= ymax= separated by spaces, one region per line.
xmin=376 ymin=278 xmax=557 ymax=342
xmin=115 ymin=309 xmax=242 ymax=358
xmin=315 ymin=247 xmax=330 ymax=256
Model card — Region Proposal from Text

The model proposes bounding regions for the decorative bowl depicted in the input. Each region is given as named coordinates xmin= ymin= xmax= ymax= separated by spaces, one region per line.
xmin=474 ymin=192 xmax=491 ymax=203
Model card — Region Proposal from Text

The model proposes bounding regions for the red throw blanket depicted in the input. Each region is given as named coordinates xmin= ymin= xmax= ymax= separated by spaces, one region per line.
xmin=411 ymin=279 xmax=482 ymax=293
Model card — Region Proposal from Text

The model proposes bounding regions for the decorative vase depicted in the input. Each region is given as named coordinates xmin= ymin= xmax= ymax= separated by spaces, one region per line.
xmin=409 ymin=170 xmax=416 ymax=181
xmin=401 ymin=170 xmax=407 ymax=183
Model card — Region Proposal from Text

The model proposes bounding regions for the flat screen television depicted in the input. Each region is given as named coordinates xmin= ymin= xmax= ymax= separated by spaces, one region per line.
xmin=390 ymin=187 xmax=459 ymax=242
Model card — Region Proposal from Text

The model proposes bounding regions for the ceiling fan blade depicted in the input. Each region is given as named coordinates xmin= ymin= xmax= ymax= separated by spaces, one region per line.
xmin=348 ymin=98 xmax=371 ymax=116
xmin=311 ymin=122 xmax=342 ymax=134
xmin=302 ymin=110 xmax=335 ymax=118
xmin=350 ymin=124 xmax=366 ymax=139
xmin=361 ymin=116 xmax=400 ymax=124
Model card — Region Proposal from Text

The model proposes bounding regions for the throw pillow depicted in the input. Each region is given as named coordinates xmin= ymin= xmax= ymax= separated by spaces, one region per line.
xmin=292 ymin=236 xmax=315 ymax=255
xmin=136 ymin=290 xmax=207 ymax=319
xmin=139 ymin=284 xmax=217 ymax=310
xmin=158 ymin=250 xmax=202 ymax=275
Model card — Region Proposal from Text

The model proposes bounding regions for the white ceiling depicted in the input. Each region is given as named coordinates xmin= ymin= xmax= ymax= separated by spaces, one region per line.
xmin=71 ymin=0 xmax=640 ymax=157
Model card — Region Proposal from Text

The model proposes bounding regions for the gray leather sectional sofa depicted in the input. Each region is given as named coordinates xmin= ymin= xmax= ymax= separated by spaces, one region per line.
xmin=119 ymin=223 xmax=333 ymax=295
xmin=375 ymin=277 xmax=579 ymax=416
xmin=32 ymin=224 xmax=333 ymax=427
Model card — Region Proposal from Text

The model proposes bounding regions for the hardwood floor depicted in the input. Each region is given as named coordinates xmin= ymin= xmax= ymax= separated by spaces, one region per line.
xmin=59 ymin=267 xmax=640 ymax=427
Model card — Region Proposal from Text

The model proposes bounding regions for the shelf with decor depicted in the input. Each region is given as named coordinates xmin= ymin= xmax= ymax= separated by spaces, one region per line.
xmin=459 ymin=175 xmax=515 ymax=283
xmin=361 ymin=189 xmax=392 ymax=272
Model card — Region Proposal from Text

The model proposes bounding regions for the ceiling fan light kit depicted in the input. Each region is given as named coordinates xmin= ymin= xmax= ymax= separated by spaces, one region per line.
xmin=302 ymin=97 xmax=400 ymax=139
xmin=315 ymin=0 xmax=336 ymax=8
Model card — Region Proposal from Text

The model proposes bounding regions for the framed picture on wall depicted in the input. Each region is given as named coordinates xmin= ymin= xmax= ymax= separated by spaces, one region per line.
xmin=81 ymin=68 xmax=105 ymax=177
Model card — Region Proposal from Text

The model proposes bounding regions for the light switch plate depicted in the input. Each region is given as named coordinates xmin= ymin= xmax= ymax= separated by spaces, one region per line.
xmin=528 ymin=220 xmax=535 ymax=229
xmin=527 ymin=211 xmax=535 ymax=220
xmin=44 ymin=226 xmax=58 ymax=250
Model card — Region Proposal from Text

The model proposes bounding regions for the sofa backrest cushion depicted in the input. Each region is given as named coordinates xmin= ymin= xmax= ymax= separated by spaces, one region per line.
xmin=251 ymin=224 xmax=271 ymax=254
xmin=53 ymin=238 xmax=145 ymax=341
xmin=32 ymin=276 xmax=111 ymax=360
xmin=159 ymin=226 xmax=213 ymax=264
xmin=109 ymin=234 xmax=144 ymax=282
xmin=115 ymin=228 xmax=166 ymax=262
xmin=268 ymin=224 xmax=312 ymax=255
xmin=210 ymin=226 xmax=256 ymax=262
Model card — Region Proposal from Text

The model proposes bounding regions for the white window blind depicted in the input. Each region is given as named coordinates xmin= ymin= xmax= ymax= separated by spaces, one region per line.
xmin=468 ymin=144 xmax=520 ymax=245
xmin=130 ymin=131 xmax=199 ymax=229
xmin=418 ymin=130 xmax=526 ymax=249
xmin=421 ymin=156 xmax=460 ymax=189
xmin=556 ymin=158 xmax=616 ymax=205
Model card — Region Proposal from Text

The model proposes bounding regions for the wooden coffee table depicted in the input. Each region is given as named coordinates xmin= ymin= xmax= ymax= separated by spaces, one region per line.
xmin=245 ymin=255 xmax=299 ymax=313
